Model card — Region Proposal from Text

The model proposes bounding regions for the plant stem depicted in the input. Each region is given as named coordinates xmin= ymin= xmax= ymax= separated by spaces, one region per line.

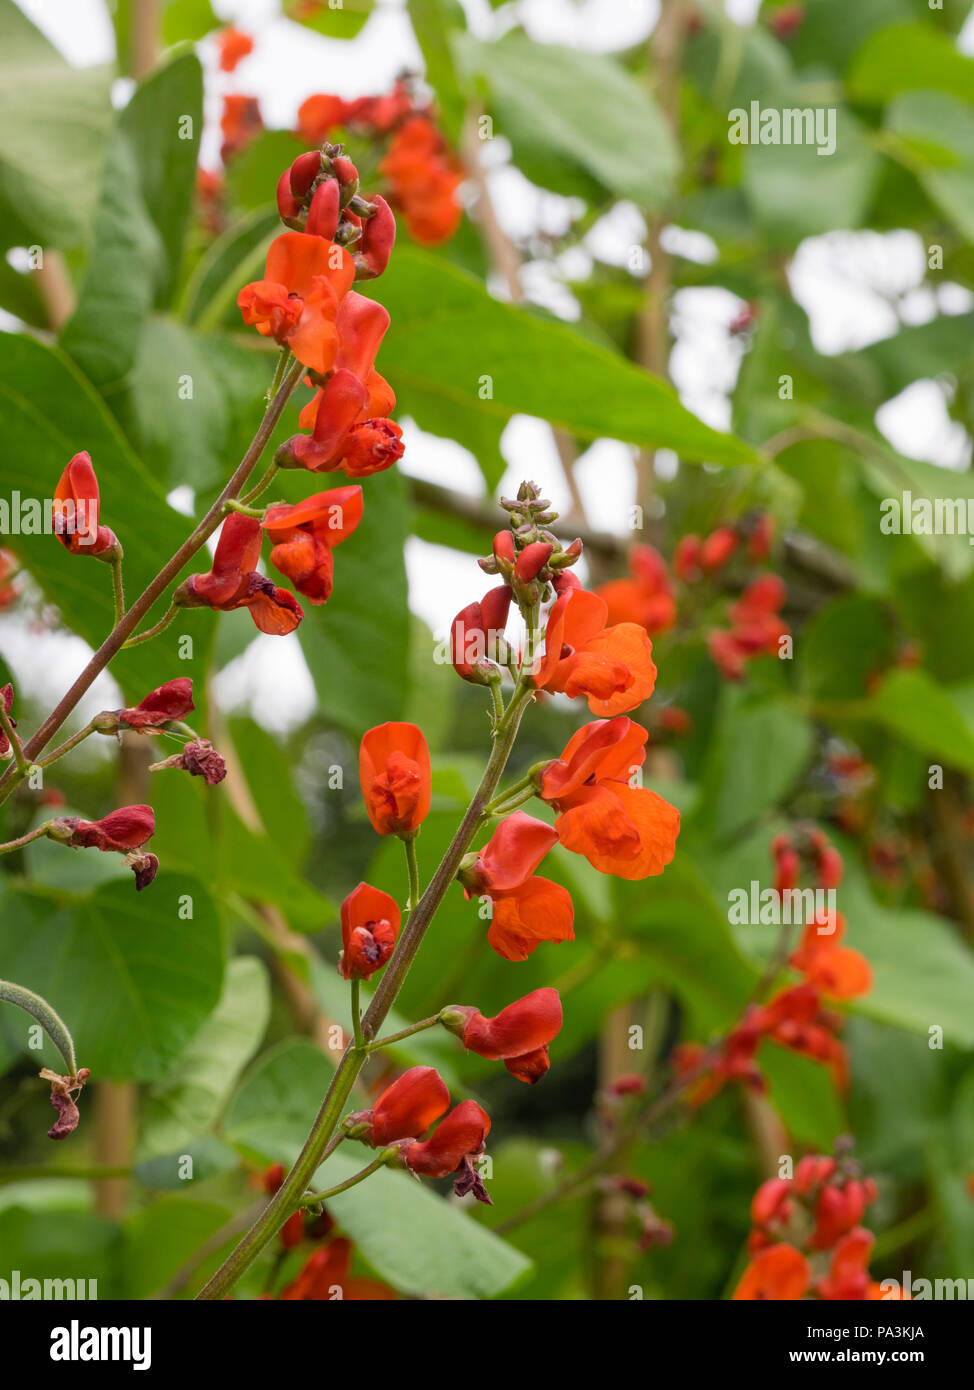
xmin=0 ymin=979 xmax=77 ymax=1074
xmin=296 ymin=1153 xmax=392 ymax=1208
xmin=0 ymin=824 xmax=52 ymax=856
xmin=35 ymin=721 xmax=98 ymax=768
xmin=404 ymin=835 xmax=420 ymax=914
xmin=239 ymin=463 xmax=280 ymax=508
xmin=367 ymin=1015 xmax=441 ymax=1052
xmin=0 ymin=356 xmax=306 ymax=805
xmin=0 ymin=703 xmax=28 ymax=778
xmin=197 ymin=673 xmax=538 ymax=1300
xmin=111 ymin=556 xmax=125 ymax=625
xmin=350 ymin=979 xmax=365 ymax=1051
xmin=122 ymin=602 xmax=178 ymax=649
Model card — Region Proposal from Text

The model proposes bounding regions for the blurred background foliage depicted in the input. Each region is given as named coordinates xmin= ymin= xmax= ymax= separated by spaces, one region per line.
xmin=1 ymin=0 xmax=974 ymax=1300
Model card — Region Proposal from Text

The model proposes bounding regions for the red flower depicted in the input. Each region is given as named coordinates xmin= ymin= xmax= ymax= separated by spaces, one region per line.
xmin=380 ymin=116 xmax=462 ymax=245
xmin=817 ymin=1228 xmax=873 ymax=1301
xmin=732 ymin=1243 xmax=810 ymax=1300
xmin=52 ymin=452 xmax=119 ymax=559
xmin=442 ymin=987 xmax=563 ymax=1084
xmin=708 ymin=574 xmax=789 ymax=681
xmin=460 ymin=812 xmax=574 ymax=962
xmin=339 ymin=882 xmax=401 ymax=980
xmin=809 ymin=1177 xmax=877 ymax=1251
xmin=789 ymin=911 xmax=872 ymax=1000
xmin=359 ymin=722 xmax=431 ymax=838
xmin=534 ymin=583 xmax=658 ymax=716
xmin=346 ymin=1065 xmax=450 ymax=1144
xmin=699 ymin=526 xmax=738 ymax=572
xmin=0 ymin=684 xmax=15 ymax=757
xmin=217 ymin=27 xmax=254 ymax=72
xmin=450 ymin=586 xmax=512 ymax=684
xmin=596 ymin=545 xmax=677 ymax=636
xmin=262 ymin=485 xmax=363 ymax=604
xmin=220 ymin=94 xmax=263 ymax=164
xmin=396 ymin=1100 xmax=492 ymax=1202
xmin=238 ymin=233 xmax=354 ymax=373
xmin=114 ymin=678 xmax=195 ymax=730
xmin=539 ymin=718 xmax=680 ymax=880
xmin=354 ymin=196 xmax=397 ymax=280
xmin=280 ymin=1238 xmax=397 ymax=1301
xmin=673 ymin=534 xmax=702 ymax=582
xmin=56 ymin=805 xmax=155 ymax=852
xmin=176 ymin=513 xmax=303 ymax=636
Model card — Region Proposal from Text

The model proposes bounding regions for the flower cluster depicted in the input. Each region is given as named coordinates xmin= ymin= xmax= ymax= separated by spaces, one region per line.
xmin=674 ymin=832 xmax=869 ymax=1103
xmin=296 ymin=81 xmax=463 ymax=245
xmin=733 ymin=1144 xmax=906 ymax=1300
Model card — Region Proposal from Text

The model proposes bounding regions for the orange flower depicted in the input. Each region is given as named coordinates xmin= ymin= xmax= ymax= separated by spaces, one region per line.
xmin=539 ymin=718 xmax=680 ymax=880
xmin=359 ymin=722 xmax=431 ymax=838
xmin=817 ymin=1228 xmax=874 ymax=1301
xmin=596 ymin=545 xmax=676 ymax=636
xmin=280 ymin=292 xmax=400 ymax=474
xmin=732 ymin=1243 xmax=810 ymax=1300
xmin=217 ymin=27 xmax=254 ymax=72
xmin=238 ymin=232 xmax=354 ymax=373
xmin=175 ymin=512 xmax=302 ymax=635
xmin=380 ymin=115 xmax=462 ymax=245
xmin=220 ymin=94 xmax=263 ymax=163
xmin=52 ymin=452 xmax=120 ymax=560
xmin=460 ymin=812 xmax=574 ymax=962
xmin=262 ymin=485 xmax=363 ymax=604
xmin=534 ymin=581 xmax=658 ymax=716
xmin=790 ymin=911 xmax=872 ymax=1000
xmin=295 ymin=93 xmax=349 ymax=145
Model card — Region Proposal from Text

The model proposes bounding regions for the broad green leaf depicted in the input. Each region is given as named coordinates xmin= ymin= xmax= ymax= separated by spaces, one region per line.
xmin=373 ymin=247 xmax=762 ymax=469
xmin=180 ymin=207 xmax=279 ymax=328
xmin=407 ymin=0 xmax=467 ymax=143
xmin=699 ymin=692 xmax=814 ymax=841
xmin=759 ymin=1042 xmax=845 ymax=1150
xmin=885 ymin=92 xmax=974 ymax=245
xmin=313 ymin=1148 xmax=532 ymax=1299
xmin=223 ymin=1038 xmax=336 ymax=1162
xmin=123 ymin=1198 xmax=231 ymax=1298
xmin=0 ymin=0 xmax=113 ymax=250
xmin=162 ymin=0 xmax=218 ymax=47
xmin=848 ymin=24 xmax=974 ymax=106
xmin=0 ymin=875 xmax=225 ymax=1081
xmin=460 ymin=34 xmax=678 ymax=209
xmin=0 ymin=331 xmax=209 ymax=698
xmin=860 ymin=668 xmax=974 ymax=775
xmin=0 ymin=1207 xmax=118 ymax=1297
xmin=282 ymin=0 xmax=373 ymax=39
xmin=799 ymin=595 xmax=894 ymax=699
xmin=297 ymin=466 xmax=411 ymax=733
xmin=61 ymin=52 xmax=204 ymax=383
xmin=139 ymin=957 xmax=271 ymax=1159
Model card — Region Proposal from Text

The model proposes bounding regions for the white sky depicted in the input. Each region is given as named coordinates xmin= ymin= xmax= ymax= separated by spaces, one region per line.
xmin=7 ymin=0 xmax=974 ymax=731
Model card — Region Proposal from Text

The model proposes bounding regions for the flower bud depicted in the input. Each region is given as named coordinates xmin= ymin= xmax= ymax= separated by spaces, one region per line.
xmin=515 ymin=542 xmax=553 ymax=584
xmin=289 ymin=150 xmax=322 ymax=199
xmin=354 ymin=195 xmax=396 ymax=279
xmin=305 ymin=179 xmax=340 ymax=240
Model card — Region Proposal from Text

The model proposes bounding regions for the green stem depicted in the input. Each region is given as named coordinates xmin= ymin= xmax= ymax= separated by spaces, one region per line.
xmin=35 ymin=721 xmax=98 ymax=768
xmin=197 ymin=672 xmax=538 ymax=1300
xmin=296 ymin=1152 xmax=392 ymax=1209
xmin=350 ymin=979 xmax=365 ymax=1052
xmin=0 ymin=824 xmax=52 ymax=856
xmin=122 ymin=602 xmax=178 ymax=649
xmin=223 ymin=499 xmax=267 ymax=520
xmin=239 ymin=463 xmax=280 ymax=509
xmin=267 ymin=346 xmax=293 ymax=401
xmin=0 ymin=702 xmax=28 ymax=778
xmin=404 ymin=835 xmax=420 ymax=915
xmin=367 ymin=1015 xmax=441 ymax=1053
xmin=0 ymin=979 xmax=77 ymax=1074
xmin=111 ymin=556 xmax=125 ymax=626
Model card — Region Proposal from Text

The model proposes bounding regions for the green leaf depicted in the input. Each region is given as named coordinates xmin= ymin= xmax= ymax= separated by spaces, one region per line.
xmin=282 ymin=0 xmax=373 ymax=40
xmin=0 ymin=331 xmax=209 ymax=698
xmin=799 ymin=595 xmax=894 ymax=700
xmin=373 ymin=247 xmax=762 ymax=469
xmin=123 ymin=1197 xmax=231 ymax=1299
xmin=161 ymin=0 xmax=218 ymax=47
xmin=759 ymin=1042 xmax=845 ymax=1150
xmin=459 ymin=34 xmax=678 ymax=209
xmin=223 ymin=1038 xmax=336 ymax=1163
xmin=848 ymin=24 xmax=974 ymax=106
xmin=885 ymin=92 xmax=974 ymax=244
xmin=407 ymin=0 xmax=467 ymax=144
xmin=699 ymin=693 xmax=814 ymax=841
xmin=297 ymin=466 xmax=411 ymax=734
xmin=0 ymin=875 xmax=225 ymax=1081
xmin=861 ymin=668 xmax=974 ymax=775
xmin=61 ymin=52 xmax=204 ymax=384
xmin=0 ymin=0 xmax=113 ymax=250
xmin=139 ymin=957 xmax=271 ymax=1160
xmin=312 ymin=1148 xmax=532 ymax=1299
xmin=181 ymin=208 xmax=279 ymax=328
